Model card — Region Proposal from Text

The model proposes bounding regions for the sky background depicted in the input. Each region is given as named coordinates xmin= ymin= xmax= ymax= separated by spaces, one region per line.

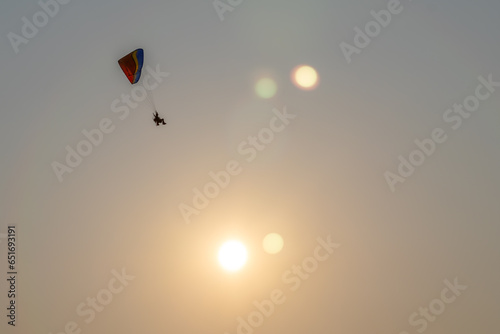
xmin=1 ymin=0 xmax=499 ymax=333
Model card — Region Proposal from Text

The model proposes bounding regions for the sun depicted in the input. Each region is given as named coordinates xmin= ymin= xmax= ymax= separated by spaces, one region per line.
xmin=218 ymin=240 xmax=248 ymax=271
xmin=291 ymin=65 xmax=319 ymax=90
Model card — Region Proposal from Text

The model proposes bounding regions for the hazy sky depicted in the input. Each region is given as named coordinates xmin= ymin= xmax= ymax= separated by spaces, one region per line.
xmin=1 ymin=0 xmax=499 ymax=333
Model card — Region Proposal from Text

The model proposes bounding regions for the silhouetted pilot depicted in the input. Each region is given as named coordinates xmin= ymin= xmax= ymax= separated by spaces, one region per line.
xmin=153 ymin=111 xmax=167 ymax=126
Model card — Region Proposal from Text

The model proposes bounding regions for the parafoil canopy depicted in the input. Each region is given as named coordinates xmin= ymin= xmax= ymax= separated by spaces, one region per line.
xmin=118 ymin=48 xmax=144 ymax=84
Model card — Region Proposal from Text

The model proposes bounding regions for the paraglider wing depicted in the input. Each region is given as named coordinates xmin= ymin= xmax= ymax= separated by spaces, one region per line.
xmin=118 ymin=48 xmax=144 ymax=84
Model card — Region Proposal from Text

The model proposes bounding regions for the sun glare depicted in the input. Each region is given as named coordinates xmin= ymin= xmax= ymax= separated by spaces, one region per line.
xmin=218 ymin=240 xmax=248 ymax=271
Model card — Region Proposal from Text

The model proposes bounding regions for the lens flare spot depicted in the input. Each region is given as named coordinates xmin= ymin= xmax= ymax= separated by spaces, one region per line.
xmin=262 ymin=233 xmax=284 ymax=254
xmin=291 ymin=65 xmax=319 ymax=90
xmin=255 ymin=78 xmax=277 ymax=99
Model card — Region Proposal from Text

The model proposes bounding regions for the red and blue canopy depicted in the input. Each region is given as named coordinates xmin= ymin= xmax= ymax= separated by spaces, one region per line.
xmin=118 ymin=48 xmax=144 ymax=84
